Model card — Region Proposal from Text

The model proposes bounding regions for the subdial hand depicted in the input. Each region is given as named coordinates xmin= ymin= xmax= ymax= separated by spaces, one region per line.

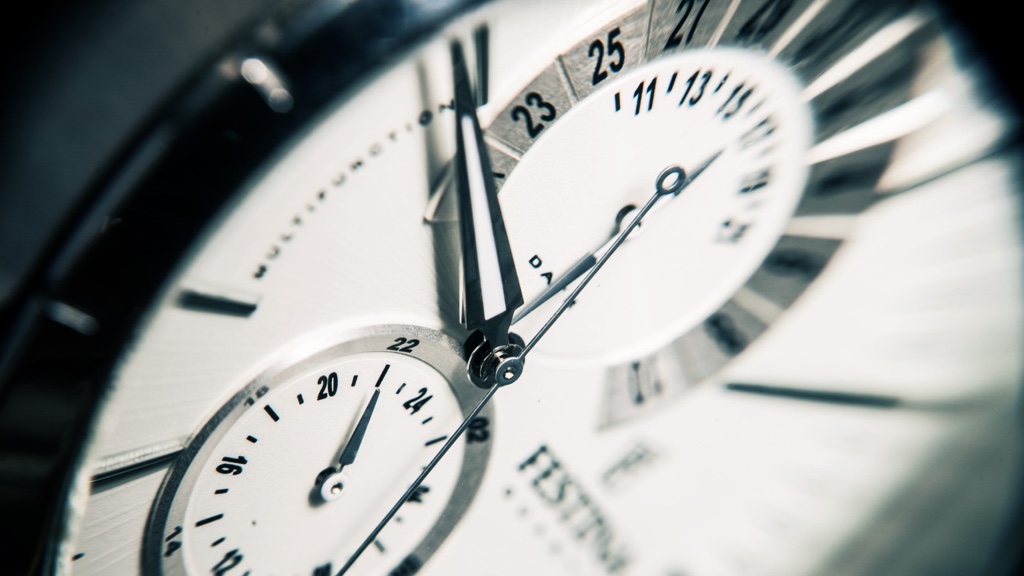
xmin=337 ymin=384 xmax=498 ymax=576
xmin=338 ymin=388 xmax=379 ymax=468
xmin=452 ymin=40 xmax=524 ymax=350
xmin=512 ymin=151 xmax=722 ymax=325
xmin=314 ymin=387 xmax=381 ymax=503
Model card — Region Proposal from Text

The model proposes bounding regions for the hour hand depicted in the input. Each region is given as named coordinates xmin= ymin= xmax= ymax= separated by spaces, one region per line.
xmin=314 ymin=387 xmax=380 ymax=503
xmin=452 ymin=40 xmax=523 ymax=348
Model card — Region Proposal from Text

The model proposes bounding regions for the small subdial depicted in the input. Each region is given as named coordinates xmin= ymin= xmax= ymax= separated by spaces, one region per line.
xmin=501 ymin=47 xmax=813 ymax=366
xmin=148 ymin=327 xmax=493 ymax=576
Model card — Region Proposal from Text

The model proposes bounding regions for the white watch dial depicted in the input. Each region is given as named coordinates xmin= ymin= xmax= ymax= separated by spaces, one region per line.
xmin=56 ymin=1 xmax=1022 ymax=575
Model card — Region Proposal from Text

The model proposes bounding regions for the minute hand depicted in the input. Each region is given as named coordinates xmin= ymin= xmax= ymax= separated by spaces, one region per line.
xmin=452 ymin=41 xmax=523 ymax=348
xmin=512 ymin=151 xmax=721 ymax=327
xmin=338 ymin=44 xmax=519 ymax=575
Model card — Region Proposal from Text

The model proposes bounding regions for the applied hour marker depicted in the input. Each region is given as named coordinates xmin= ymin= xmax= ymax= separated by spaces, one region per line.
xmin=264 ymin=405 xmax=280 ymax=422
xmin=215 ymin=488 xmax=228 ymax=495
xmin=425 ymin=435 xmax=447 ymax=447
xmin=91 ymin=447 xmax=184 ymax=486
xmin=177 ymin=282 xmax=260 ymax=317
xmin=246 ymin=435 xmax=258 ymax=443
xmin=725 ymin=383 xmax=900 ymax=408
xmin=196 ymin=513 xmax=224 ymax=527
xmin=808 ymin=91 xmax=950 ymax=167
xmin=375 ymin=364 xmax=391 ymax=388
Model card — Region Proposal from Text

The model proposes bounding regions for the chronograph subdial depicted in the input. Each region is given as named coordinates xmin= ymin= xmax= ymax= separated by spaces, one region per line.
xmin=499 ymin=47 xmax=813 ymax=367
xmin=146 ymin=327 xmax=493 ymax=576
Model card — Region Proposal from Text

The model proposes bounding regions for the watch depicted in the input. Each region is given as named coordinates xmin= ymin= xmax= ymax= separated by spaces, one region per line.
xmin=1 ymin=0 xmax=1022 ymax=575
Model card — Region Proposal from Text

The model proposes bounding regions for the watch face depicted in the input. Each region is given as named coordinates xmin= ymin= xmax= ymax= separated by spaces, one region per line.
xmin=1 ymin=0 xmax=1022 ymax=575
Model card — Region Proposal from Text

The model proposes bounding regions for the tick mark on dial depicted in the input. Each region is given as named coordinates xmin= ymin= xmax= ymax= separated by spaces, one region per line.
xmin=714 ymin=72 xmax=729 ymax=93
xmin=425 ymin=435 xmax=447 ymax=447
xmin=195 ymin=514 xmax=224 ymax=527
xmin=396 ymin=382 xmax=406 ymax=394
xmin=215 ymin=488 xmax=228 ymax=495
xmin=71 ymin=553 xmax=85 ymax=561
xmin=246 ymin=435 xmax=258 ymax=443
xmin=614 ymin=92 xmax=621 ymax=112
xmin=211 ymin=537 xmax=225 ymax=547
xmin=351 ymin=375 xmax=358 ymax=387
xmin=374 ymin=539 xmax=386 ymax=553
xmin=264 ymin=405 xmax=280 ymax=422
xmin=374 ymin=364 xmax=390 ymax=388
xmin=406 ymin=485 xmax=430 ymax=504
xmin=297 ymin=393 xmax=305 ymax=405
xmin=666 ymin=71 xmax=678 ymax=93
xmin=421 ymin=416 xmax=433 ymax=425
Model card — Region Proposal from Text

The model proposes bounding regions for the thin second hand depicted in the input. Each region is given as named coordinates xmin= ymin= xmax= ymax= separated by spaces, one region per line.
xmin=518 ymin=188 xmax=662 ymax=359
xmin=336 ymin=383 xmax=500 ymax=576
xmin=517 ymin=151 xmax=721 ymax=359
